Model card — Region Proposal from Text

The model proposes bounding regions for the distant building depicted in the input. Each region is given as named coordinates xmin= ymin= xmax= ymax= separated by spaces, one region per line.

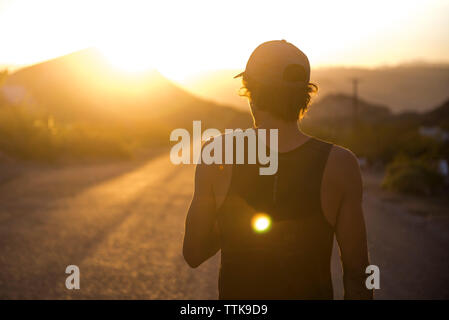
xmin=358 ymin=157 xmax=368 ymax=169
xmin=0 ymin=85 xmax=27 ymax=105
xmin=419 ymin=126 xmax=449 ymax=142
xmin=438 ymin=159 xmax=448 ymax=177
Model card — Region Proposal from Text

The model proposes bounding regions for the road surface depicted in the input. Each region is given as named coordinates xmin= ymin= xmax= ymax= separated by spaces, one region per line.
xmin=0 ymin=153 xmax=448 ymax=299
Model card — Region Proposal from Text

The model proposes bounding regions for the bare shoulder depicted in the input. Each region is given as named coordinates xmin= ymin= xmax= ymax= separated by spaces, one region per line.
xmin=328 ymin=145 xmax=359 ymax=170
xmin=196 ymin=135 xmax=222 ymax=175
xmin=197 ymin=133 xmax=233 ymax=209
xmin=324 ymin=145 xmax=362 ymax=193
xmin=196 ymin=132 xmax=232 ymax=180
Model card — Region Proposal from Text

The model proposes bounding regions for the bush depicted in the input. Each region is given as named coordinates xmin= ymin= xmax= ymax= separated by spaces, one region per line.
xmin=0 ymin=105 xmax=133 ymax=162
xmin=382 ymin=155 xmax=444 ymax=195
xmin=302 ymin=121 xmax=442 ymax=165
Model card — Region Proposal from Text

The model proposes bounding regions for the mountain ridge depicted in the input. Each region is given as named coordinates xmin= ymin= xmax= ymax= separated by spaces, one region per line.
xmin=1 ymin=49 xmax=252 ymax=130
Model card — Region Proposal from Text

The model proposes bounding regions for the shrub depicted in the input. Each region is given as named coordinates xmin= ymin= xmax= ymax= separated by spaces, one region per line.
xmin=0 ymin=105 xmax=133 ymax=162
xmin=382 ymin=155 xmax=444 ymax=195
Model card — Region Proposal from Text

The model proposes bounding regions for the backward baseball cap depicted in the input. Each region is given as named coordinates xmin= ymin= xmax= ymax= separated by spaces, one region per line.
xmin=234 ymin=40 xmax=310 ymax=88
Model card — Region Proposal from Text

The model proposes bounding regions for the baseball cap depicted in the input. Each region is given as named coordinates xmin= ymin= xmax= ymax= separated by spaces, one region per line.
xmin=234 ymin=40 xmax=310 ymax=87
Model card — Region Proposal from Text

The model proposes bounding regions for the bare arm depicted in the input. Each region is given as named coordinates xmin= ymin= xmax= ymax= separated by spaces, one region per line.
xmin=334 ymin=149 xmax=373 ymax=299
xmin=183 ymin=161 xmax=220 ymax=268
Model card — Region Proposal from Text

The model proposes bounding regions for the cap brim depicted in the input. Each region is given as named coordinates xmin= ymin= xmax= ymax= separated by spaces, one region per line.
xmin=233 ymin=71 xmax=244 ymax=79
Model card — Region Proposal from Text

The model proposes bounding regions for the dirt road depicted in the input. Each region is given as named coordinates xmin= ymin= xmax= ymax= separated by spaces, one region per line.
xmin=0 ymin=153 xmax=448 ymax=299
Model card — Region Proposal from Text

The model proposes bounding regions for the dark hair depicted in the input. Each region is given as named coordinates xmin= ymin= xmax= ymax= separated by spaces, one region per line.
xmin=239 ymin=71 xmax=318 ymax=122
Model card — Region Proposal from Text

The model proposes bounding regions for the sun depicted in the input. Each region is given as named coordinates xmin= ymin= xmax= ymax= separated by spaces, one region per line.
xmin=97 ymin=43 xmax=154 ymax=73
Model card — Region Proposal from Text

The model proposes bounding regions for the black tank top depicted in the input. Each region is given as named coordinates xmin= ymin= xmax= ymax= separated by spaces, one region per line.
xmin=217 ymin=137 xmax=334 ymax=299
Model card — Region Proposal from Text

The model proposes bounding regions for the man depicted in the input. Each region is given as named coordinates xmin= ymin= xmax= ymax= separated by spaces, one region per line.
xmin=183 ymin=40 xmax=372 ymax=299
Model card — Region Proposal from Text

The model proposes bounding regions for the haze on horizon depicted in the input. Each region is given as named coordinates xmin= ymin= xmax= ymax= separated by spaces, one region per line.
xmin=0 ymin=0 xmax=448 ymax=81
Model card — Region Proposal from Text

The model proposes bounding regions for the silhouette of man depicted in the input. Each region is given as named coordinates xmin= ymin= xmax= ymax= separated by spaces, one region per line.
xmin=183 ymin=40 xmax=372 ymax=299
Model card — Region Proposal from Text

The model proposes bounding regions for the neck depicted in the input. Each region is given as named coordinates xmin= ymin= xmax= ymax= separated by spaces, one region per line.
xmin=256 ymin=117 xmax=309 ymax=152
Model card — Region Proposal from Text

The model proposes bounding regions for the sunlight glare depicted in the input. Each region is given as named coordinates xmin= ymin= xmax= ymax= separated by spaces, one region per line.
xmin=98 ymin=43 xmax=154 ymax=73
xmin=252 ymin=213 xmax=272 ymax=233
xmin=0 ymin=0 xmax=447 ymax=78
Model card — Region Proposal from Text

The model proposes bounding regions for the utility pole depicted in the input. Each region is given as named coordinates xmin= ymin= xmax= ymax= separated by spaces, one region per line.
xmin=351 ymin=78 xmax=360 ymax=130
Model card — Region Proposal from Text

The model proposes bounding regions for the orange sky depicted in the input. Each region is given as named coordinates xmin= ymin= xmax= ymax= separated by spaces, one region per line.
xmin=0 ymin=0 xmax=448 ymax=81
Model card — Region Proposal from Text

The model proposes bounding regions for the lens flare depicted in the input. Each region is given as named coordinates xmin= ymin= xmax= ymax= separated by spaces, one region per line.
xmin=251 ymin=213 xmax=272 ymax=233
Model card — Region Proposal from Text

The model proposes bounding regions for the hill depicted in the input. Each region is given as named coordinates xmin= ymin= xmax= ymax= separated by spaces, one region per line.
xmin=0 ymin=49 xmax=252 ymax=161
xmin=179 ymin=64 xmax=449 ymax=113
xmin=423 ymin=99 xmax=449 ymax=128
xmin=303 ymin=93 xmax=391 ymax=125
xmin=2 ymin=49 xmax=251 ymax=129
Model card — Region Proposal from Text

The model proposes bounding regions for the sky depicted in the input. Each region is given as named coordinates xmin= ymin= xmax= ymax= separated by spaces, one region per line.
xmin=0 ymin=0 xmax=448 ymax=81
